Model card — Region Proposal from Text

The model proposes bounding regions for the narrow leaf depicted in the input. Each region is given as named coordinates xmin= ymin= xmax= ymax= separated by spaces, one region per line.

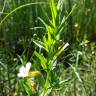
xmin=34 ymin=51 xmax=47 ymax=70
xmin=33 ymin=40 xmax=46 ymax=50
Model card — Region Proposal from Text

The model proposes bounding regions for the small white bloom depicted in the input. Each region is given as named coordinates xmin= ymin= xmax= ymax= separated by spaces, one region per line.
xmin=63 ymin=43 xmax=69 ymax=49
xmin=17 ymin=62 xmax=31 ymax=77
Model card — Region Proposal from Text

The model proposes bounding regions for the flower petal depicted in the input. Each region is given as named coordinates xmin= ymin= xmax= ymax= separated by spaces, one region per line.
xmin=26 ymin=62 xmax=31 ymax=71
xmin=63 ymin=43 xmax=69 ymax=49
xmin=19 ymin=66 xmax=26 ymax=73
xmin=17 ymin=72 xmax=24 ymax=77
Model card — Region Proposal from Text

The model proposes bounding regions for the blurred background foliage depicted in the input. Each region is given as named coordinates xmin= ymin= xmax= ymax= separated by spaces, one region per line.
xmin=0 ymin=0 xmax=96 ymax=96
xmin=0 ymin=0 xmax=96 ymax=51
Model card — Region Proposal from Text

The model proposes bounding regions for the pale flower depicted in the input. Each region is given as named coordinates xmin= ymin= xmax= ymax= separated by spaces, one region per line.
xmin=63 ymin=43 xmax=69 ymax=49
xmin=17 ymin=62 xmax=31 ymax=77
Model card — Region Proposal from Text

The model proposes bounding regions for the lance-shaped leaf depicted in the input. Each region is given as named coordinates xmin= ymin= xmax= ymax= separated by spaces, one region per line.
xmin=33 ymin=40 xmax=47 ymax=51
xmin=34 ymin=51 xmax=47 ymax=70
xmin=50 ymin=0 xmax=57 ymax=25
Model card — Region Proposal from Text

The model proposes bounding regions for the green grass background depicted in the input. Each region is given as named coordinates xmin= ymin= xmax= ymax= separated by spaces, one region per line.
xmin=0 ymin=0 xmax=96 ymax=96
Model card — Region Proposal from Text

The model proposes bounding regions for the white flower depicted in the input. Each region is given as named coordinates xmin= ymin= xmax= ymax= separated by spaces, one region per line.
xmin=63 ymin=43 xmax=69 ymax=49
xmin=17 ymin=62 xmax=31 ymax=77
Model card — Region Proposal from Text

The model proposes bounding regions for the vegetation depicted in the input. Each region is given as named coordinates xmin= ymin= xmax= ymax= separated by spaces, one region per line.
xmin=0 ymin=0 xmax=96 ymax=96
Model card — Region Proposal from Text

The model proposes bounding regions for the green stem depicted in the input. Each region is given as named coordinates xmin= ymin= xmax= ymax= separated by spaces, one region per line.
xmin=40 ymin=71 xmax=51 ymax=96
